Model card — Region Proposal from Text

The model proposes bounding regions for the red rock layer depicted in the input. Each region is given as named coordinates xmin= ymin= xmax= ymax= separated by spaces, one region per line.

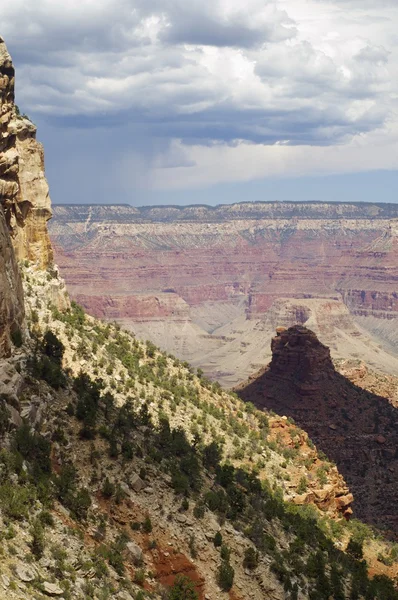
xmin=74 ymin=292 xmax=190 ymax=321
xmin=49 ymin=205 xmax=398 ymax=326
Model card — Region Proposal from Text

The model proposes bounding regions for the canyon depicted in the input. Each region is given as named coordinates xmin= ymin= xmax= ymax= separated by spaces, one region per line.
xmin=50 ymin=202 xmax=398 ymax=386
xmin=1 ymin=33 xmax=398 ymax=599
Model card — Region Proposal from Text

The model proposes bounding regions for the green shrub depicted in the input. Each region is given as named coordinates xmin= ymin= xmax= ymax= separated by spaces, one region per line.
xmin=39 ymin=510 xmax=55 ymax=527
xmin=180 ymin=498 xmax=189 ymax=512
xmin=171 ymin=470 xmax=189 ymax=495
xmin=348 ymin=519 xmax=374 ymax=544
xmin=74 ymin=372 xmax=103 ymax=437
xmin=218 ymin=560 xmax=234 ymax=591
xmin=316 ymin=466 xmax=328 ymax=486
xmin=214 ymin=532 xmax=223 ymax=548
xmin=142 ymin=515 xmax=152 ymax=533
xmin=134 ymin=569 xmax=145 ymax=585
xmin=28 ymin=354 xmax=66 ymax=389
xmin=30 ymin=519 xmax=45 ymax=559
xmin=189 ymin=534 xmax=197 ymax=559
xmin=13 ymin=424 xmax=51 ymax=476
xmin=102 ymin=478 xmax=115 ymax=499
xmin=10 ymin=328 xmax=23 ymax=348
xmin=297 ymin=476 xmax=308 ymax=494
xmin=168 ymin=574 xmax=198 ymax=600
xmin=346 ymin=538 xmax=363 ymax=560
xmin=42 ymin=331 xmax=64 ymax=364
xmin=220 ymin=544 xmax=231 ymax=562
xmin=0 ymin=483 xmax=35 ymax=519
xmin=108 ymin=548 xmax=125 ymax=575
xmin=202 ymin=442 xmax=222 ymax=469
xmin=193 ymin=502 xmax=205 ymax=519
xmin=243 ymin=547 xmax=259 ymax=570
xmin=72 ymin=488 xmax=91 ymax=520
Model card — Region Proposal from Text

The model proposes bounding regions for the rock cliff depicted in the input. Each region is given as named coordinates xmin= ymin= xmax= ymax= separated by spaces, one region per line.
xmin=0 ymin=36 xmax=56 ymax=356
xmin=0 ymin=36 xmax=53 ymax=269
xmin=0 ymin=205 xmax=24 ymax=357
xmin=237 ymin=326 xmax=398 ymax=535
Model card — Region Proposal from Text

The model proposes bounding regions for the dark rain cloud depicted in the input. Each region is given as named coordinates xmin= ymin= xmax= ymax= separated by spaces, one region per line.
xmin=3 ymin=0 xmax=393 ymax=149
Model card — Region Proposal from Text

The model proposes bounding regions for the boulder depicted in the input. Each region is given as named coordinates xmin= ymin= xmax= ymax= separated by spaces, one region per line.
xmin=335 ymin=493 xmax=354 ymax=509
xmin=292 ymin=492 xmax=315 ymax=505
xmin=126 ymin=541 xmax=143 ymax=565
xmin=15 ymin=565 xmax=35 ymax=582
xmin=130 ymin=473 xmax=144 ymax=493
xmin=313 ymin=485 xmax=334 ymax=504
xmin=43 ymin=581 xmax=64 ymax=596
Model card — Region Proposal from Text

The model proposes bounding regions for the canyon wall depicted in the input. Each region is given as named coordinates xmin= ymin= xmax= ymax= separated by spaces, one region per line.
xmin=50 ymin=203 xmax=398 ymax=384
xmin=0 ymin=36 xmax=56 ymax=356
xmin=0 ymin=36 xmax=53 ymax=269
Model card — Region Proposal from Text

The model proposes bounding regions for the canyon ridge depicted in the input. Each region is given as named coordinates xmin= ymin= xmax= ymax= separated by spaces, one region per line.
xmin=50 ymin=202 xmax=398 ymax=386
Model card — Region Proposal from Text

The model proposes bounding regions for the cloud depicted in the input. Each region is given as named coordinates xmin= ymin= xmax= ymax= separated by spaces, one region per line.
xmin=157 ymin=0 xmax=296 ymax=48
xmin=2 ymin=0 xmax=398 ymax=198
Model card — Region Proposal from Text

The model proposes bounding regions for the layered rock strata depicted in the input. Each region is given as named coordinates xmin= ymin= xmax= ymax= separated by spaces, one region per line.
xmin=237 ymin=326 xmax=398 ymax=534
xmin=50 ymin=203 xmax=398 ymax=383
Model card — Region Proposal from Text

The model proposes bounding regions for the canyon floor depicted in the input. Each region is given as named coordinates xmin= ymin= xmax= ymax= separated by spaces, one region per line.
xmin=50 ymin=202 xmax=398 ymax=387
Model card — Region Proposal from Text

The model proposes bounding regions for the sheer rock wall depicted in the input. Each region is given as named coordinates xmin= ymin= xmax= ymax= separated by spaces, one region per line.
xmin=0 ymin=36 xmax=56 ymax=356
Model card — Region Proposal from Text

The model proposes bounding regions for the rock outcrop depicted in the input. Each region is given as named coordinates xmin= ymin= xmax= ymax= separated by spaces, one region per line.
xmin=0 ymin=204 xmax=24 ymax=357
xmin=237 ymin=326 xmax=398 ymax=535
xmin=0 ymin=36 xmax=53 ymax=269
xmin=0 ymin=36 xmax=60 ymax=356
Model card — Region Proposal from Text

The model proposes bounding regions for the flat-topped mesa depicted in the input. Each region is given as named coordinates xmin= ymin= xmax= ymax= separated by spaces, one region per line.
xmin=0 ymin=36 xmax=53 ymax=269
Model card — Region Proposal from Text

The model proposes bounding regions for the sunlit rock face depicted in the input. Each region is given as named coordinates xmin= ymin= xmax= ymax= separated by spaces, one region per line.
xmin=0 ymin=36 xmax=53 ymax=270
xmin=0 ymin=36 xmax=60 ymax=356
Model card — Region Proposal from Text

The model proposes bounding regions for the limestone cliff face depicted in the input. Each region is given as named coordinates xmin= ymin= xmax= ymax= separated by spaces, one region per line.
xmin=0 ymin=36 xmax=53 ymax=269
xmin=0 ymin=36 xmax=60 ymax=356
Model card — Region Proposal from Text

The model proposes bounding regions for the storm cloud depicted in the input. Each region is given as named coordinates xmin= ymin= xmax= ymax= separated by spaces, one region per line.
xmin=1 ymin=0 xmax=398 ymax=202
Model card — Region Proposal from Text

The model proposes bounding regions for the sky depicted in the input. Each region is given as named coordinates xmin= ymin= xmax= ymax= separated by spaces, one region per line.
xmin=2 ymin=0 xmax=398 ymax=205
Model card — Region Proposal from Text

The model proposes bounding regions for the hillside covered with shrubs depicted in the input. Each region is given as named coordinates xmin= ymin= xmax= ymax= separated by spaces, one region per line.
xmin=0 ymin=265 xmax=396 ymax=600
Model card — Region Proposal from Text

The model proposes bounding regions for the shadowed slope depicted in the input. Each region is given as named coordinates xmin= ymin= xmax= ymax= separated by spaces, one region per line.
xmin=237 ymin=326 xmax=398 ymax=535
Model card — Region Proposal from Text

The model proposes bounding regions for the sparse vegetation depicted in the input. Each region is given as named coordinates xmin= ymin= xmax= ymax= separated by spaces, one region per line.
xmin=0 ymin=267 xmax=395 ymax=600
xmin=168 ymin=575 xmax=198 ymax=600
